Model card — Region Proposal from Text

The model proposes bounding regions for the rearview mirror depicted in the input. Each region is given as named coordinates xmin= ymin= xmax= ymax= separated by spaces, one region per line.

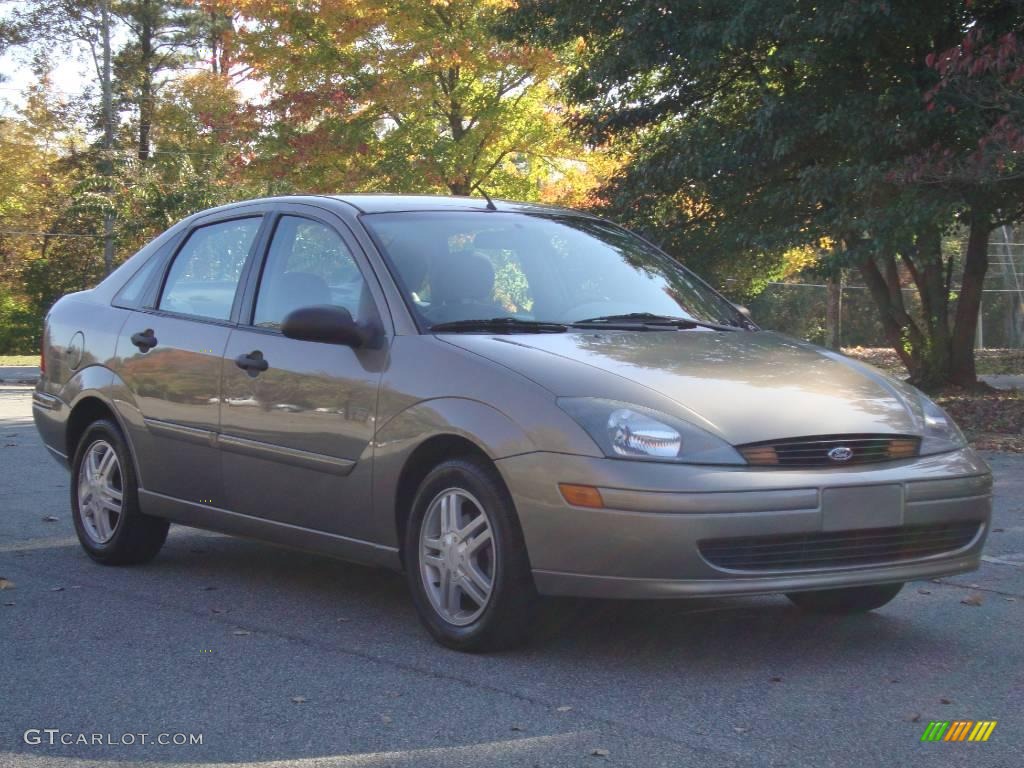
xmin=281 ymin=305 xmax=367 ymax=347
xmin=734 ymin=304 xmax=753 ymax=321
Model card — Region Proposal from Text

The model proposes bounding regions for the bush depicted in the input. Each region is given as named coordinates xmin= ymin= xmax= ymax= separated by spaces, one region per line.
xmin=0 ymin=288 xmax=39 ymax=354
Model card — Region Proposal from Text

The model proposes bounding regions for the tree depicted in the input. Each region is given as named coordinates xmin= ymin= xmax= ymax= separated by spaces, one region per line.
xmin=0 ymin=78 xmax=102 ymax=349
xmin=217 ymin=0 xmax=610 ymax=201
xmin=111 ymin=1 xmax=206 ymax=161
xmin=511 ymin=0 xmax=1024 ymax=388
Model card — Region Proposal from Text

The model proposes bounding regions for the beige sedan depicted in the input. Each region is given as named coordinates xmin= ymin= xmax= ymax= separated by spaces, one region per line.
xmin=34 ymin=194 xmax=991 ymax=650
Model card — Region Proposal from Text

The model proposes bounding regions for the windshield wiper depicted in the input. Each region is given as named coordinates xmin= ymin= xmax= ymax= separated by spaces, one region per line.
xmin=429 ymin=317 xmax=569 ymax=334
xmin=570 ymin=312 xmax=739 ymax=332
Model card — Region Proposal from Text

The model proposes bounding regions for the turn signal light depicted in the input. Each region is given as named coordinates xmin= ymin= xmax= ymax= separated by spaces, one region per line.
xmin=558 ymin=483 xmax=604 ymax=509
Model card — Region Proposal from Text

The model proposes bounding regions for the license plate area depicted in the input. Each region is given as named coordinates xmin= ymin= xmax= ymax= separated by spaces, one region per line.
xmin=821 ymin=484 xmax=903 ymax=531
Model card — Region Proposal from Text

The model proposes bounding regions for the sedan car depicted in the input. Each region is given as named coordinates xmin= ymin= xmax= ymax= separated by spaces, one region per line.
xmin=33 ymin=194 xmax=992 ymax=651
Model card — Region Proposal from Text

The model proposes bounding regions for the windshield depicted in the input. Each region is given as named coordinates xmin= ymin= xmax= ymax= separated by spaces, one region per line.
xmin=362 ymin=211 xmax=746 ymax=330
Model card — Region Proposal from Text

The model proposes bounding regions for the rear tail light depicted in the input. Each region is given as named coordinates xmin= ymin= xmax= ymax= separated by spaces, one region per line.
xmin=39 ymin=334 xmax=46 ymax=375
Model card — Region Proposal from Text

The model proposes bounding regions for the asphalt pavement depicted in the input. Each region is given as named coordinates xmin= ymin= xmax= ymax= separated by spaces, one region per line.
xmin=1 ymin=383 xmax=1021 ymax=767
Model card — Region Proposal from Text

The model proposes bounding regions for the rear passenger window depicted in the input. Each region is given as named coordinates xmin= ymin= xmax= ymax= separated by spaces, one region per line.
xmin=159 ymin=218 xmax=261 ymax=321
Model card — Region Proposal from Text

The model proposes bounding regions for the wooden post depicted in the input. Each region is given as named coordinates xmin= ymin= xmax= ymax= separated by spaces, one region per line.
xmin=826 ymin=271 xmax=843 ymax=350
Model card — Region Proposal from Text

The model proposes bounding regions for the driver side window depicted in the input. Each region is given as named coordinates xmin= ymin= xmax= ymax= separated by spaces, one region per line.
xmin=253 ymin=216 xmax=367 ymax=329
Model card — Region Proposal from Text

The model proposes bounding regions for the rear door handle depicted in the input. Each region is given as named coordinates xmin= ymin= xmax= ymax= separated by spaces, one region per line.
xmin=130 ymin=329 xmax=157 ymax=352
xmin=234 ymin=350 xmax=269 ymax=376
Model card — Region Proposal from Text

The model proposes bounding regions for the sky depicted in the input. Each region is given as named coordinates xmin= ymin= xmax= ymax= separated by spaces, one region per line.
xmin=1 ymin=49 xmax=91 ymax=114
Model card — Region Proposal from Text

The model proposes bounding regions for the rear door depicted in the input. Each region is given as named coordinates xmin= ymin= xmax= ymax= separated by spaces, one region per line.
xmin=116 ymin=213 xmax=265 ymax=507
xmin=219 ymin=206 xmax=390 ymax=540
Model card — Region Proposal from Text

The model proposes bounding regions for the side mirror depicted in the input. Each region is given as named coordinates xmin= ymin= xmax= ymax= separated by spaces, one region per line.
xmin=281 ymin=305 xmax=367 ymax=347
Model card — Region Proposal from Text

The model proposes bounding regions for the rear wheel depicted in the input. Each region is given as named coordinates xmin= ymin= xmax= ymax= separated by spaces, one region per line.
xmin=786 ymin=582 xmax=904 ymax=614
xmin=71 ymin=419 xmax=168 ymax=565
xmin=405 ymin=456 xmax=536 ymax=651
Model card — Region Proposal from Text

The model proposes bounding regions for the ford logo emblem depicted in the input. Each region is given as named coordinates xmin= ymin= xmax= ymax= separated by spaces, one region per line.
xmin=827 ymin=446 xmax=854 ymax=462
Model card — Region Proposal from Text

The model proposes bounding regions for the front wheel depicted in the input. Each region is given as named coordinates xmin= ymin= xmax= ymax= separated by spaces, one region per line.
xmin=786 ymin=582 xmax=904 ymax=614
xmin=405 ymin=457 xmax=537 ymax=652
xmin=71 ymin=419 xmax=169 ymax=565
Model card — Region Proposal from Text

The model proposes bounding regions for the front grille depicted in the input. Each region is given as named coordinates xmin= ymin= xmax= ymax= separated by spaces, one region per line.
xmin=738 ymin=434 xmax=920 ymax=467
xmin=698 ymin=521 xmax=981 ymax=572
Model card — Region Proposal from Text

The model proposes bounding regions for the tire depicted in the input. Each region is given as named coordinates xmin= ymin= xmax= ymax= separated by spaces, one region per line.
xmin=404 ymin=456 xmax=537 ymax=652
xmin=70 ymin=418 xmax=169 ymax=565
xmin=786 ymin=582 xmax=904 ymax=614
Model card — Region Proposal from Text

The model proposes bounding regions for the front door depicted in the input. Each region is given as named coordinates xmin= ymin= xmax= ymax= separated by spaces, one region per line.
xmin=219 ymin=212 xmax=388 ymax=540
xmin=116 ymin=215 xmax=264 ymax=507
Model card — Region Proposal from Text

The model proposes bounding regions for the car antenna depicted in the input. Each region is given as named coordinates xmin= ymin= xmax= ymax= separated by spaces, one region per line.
xmin=472 ymin=183 xmax=498 ymax=211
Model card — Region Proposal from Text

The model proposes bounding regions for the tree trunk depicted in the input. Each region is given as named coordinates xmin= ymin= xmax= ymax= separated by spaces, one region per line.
xmin=101 ymin=0 xmax=115 ymax=276
xmin=138 ymin=13 xmax=154 ymax=162
xmin=858 ymin=253 xmax=925 ymax=378
xmin=949 ymin=214 xmax=993 ymax=387
xmin=902 ymin=225 xmax=952 ymax=388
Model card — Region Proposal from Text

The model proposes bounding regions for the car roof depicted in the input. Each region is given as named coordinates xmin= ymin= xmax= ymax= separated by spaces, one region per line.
xmin=192 ymin=193 xmax=593 ymax=218
xmin=325 ymin=193 xmax=592 ymax=217
xmin=180 ymin=194 xmax=598 ymax=228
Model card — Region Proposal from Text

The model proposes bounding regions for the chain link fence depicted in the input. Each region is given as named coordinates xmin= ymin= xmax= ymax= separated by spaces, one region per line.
xmin=744 ymin=227 xmax=1024 ymax=349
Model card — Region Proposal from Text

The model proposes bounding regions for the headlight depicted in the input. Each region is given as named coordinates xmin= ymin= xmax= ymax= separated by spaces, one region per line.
xmin=558 ymin=398 xmax=745 ymax=465
xmin=917 ymin=393 xmax=966 ymax=455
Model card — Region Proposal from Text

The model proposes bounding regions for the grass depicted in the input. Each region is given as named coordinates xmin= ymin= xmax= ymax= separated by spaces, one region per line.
xmin=0 ymin=355 xmax=38 ymax=367
xmin=844 ymin=347 xmax=1024 ymax=452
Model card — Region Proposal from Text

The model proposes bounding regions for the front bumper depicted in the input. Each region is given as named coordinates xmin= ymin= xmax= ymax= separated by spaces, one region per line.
xmin=496 ymin=449 xmax=992 ymax=599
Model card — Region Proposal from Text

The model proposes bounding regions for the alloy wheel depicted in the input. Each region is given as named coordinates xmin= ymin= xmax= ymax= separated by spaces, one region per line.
xmin=77 ymin=439 xmax=124 ymax=544
xmin=419 ymin=488 xmax=496 ymax=626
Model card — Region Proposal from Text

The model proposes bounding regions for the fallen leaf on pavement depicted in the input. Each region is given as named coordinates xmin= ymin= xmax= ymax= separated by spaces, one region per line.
xmin=961 ymin=594 xmax=984 ymax=607
xmin=556 ymin=706 xmax=573 ymax=712
xmin=907 ymin=713 xmax=921 ymax=722
xmin=232 ymin=629 xmax=251 ymax=636
xmin=734 ymin=726 xmax=750 ymax=733
xmin=510 ymin=725 xmax=523 ymax=731
xmin=1005 ymin=597 xmax=1017 ymax=602
xmin=290 ymin=696 xmax=307 ymax=704
xmin=201 ymin=586 xmax=218 ymax=591
xmin=3 ymin=601 xmax=14 ymax=607
xmin=41 ymin=515 xmax=59 ymax=522
xmin=0 ymin=578 xmax=14 ymax=590
xmin=940 ymin=698 xmax=952 ymax=705
xmin=50 ymin=586 xmax=64 ymax=592
xmin=591 ymin=748 xmax=610 ymax=757
xmin=210 ymin=607 xmax=227 ymax=614
xmin=381 ymin=715 xmax=393 ymax=724
xmin=917 ymin=588 xmax=931 ymax=595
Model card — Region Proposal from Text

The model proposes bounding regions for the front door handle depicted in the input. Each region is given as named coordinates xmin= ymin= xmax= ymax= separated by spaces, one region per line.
xmin=130 ymin=329 xmax=158 ymax=352
xmin=234 ymin=350 xmax=269 ymax=377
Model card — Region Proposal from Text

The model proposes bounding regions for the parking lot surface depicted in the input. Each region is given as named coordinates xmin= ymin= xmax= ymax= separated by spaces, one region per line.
xmin=1 ymin=384 xmax=1021 ymax=767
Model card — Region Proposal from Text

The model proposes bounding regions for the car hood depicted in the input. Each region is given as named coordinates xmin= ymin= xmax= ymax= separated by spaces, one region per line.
xmin=442 ymin=330 xmax=923 ymax=445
